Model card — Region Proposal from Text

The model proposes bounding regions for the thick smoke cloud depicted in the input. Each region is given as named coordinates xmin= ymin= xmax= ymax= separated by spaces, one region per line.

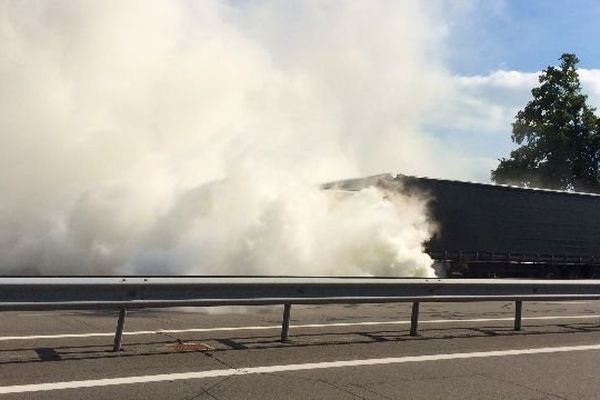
xmin=0 ymin=1 xmax=452 ymax=276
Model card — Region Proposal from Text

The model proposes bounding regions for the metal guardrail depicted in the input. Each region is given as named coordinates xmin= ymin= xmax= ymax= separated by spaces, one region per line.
xmin=1 ymin=276 xmax=600 ymax=352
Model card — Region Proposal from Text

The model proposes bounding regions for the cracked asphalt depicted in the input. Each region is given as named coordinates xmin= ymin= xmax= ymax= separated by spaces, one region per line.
xmin=2 ymin=301 xmax=600 ymax=399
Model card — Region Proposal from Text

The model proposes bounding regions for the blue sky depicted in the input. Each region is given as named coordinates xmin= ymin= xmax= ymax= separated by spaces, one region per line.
xmin=423 ymin=0 xmax=600 ymax=181
xmin=448 ymin=0 xmax=600 ymax=75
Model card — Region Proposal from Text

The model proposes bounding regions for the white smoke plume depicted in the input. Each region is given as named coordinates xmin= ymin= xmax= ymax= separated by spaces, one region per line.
xmin=0 ymin=0 xmax=451 ymax=276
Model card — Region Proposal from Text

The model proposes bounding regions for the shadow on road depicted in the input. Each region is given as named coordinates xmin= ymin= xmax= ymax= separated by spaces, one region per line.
xmin=1 ymin=321 xmax=600 ymax=366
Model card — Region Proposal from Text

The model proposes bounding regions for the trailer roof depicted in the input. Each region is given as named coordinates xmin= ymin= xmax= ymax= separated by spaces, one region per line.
xmin=397 ymin=173 xmax=600 ymax=198
xmin=325 ymin=173 xmax=600 ymax=198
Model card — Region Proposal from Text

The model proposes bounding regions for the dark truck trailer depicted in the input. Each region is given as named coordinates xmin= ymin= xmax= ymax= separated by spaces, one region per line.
xmin=326 ymin=174 xmax=600 ymax=278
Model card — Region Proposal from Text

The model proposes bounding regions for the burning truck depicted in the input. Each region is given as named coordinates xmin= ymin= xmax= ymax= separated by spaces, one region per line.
xmin=325 ymin=174 xmax=600 ymax=279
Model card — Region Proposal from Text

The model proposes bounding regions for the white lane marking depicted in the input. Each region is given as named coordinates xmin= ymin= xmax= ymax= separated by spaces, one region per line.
xmin=16 ymin=314 xmax=48 ymax=317
xmin=3 ymin=343 xmax=600 ymax=394
xmin=0 ymin=315 xmax=596 ymax=342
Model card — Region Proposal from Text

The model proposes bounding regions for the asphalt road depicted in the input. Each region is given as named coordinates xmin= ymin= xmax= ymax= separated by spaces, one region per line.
xmin=1 ymin=301 xmax=600 ymax=399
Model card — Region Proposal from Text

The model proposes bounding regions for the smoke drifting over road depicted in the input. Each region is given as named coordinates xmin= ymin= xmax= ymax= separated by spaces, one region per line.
xmin=0 ymin=1 xmax=449 ymax=276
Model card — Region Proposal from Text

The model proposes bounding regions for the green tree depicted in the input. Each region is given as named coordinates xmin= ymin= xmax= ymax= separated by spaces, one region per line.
xmin=491 ymin=54 xmax=600 ymax=192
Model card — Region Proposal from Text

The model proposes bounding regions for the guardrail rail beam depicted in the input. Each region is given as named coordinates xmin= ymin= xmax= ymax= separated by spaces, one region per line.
xmin=2 ymin=277 xmax=600 ymax=351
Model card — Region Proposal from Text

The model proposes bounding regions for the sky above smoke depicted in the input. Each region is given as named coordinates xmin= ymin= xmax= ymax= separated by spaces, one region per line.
xmin=2 ymin=1 xmax=599 ymax=276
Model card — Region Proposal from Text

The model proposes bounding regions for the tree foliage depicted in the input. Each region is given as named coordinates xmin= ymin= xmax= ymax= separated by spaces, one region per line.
xmin=491 ymin=54 xmax=600 ymax=192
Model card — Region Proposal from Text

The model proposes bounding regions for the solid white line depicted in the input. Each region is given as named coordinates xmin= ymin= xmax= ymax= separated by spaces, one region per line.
xmin=0 ymin=315 xmax=596 ymax=342
xmin=2 ymin=343 xmax=600 ymax=394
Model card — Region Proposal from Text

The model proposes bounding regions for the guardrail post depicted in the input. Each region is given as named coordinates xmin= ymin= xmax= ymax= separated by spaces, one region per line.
xmin=514 ymin=301 xmax=523 ymax=331
xmin=281 ymin=303 xmax=292 ymax=342
xmin=112 ymin=308 xmax=127 ymax=352
xmin=410 ymin=302 xmax=420 ymax=336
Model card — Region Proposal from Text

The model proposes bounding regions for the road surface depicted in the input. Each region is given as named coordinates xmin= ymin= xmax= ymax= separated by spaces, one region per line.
xmin=1 ymin=301 xmax=600 ymax=399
